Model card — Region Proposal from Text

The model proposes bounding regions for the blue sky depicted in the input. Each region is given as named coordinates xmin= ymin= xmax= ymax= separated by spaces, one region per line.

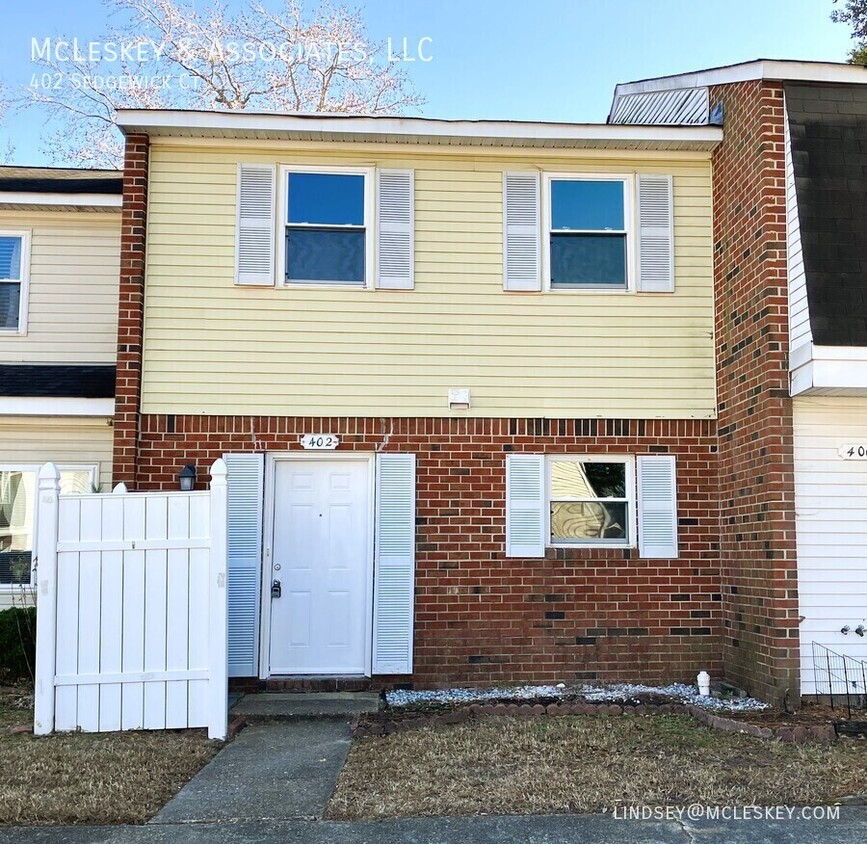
xmin=0 ymin=0 xmax=855 ymax=165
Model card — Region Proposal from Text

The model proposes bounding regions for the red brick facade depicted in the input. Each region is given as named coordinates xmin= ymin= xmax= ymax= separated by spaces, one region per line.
xmin=710 ymin=80 xmax=799 ymax=706
xmin=112 ymin=108 xmax=802 ymax=696
xmin=125 ymin=413 xmax=722 ymax=687
xmin=113 ymin=133 xmax=150 ymax=490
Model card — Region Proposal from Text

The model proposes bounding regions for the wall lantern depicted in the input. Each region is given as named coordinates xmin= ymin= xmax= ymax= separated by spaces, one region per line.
xmin=178 ymin=463 xmax=197 ymax=491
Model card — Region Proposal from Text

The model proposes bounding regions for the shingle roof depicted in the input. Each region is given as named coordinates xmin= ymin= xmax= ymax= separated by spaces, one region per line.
xmin=786 ymin=82 xmax=867 ymax=346
xmin=0 ymin=364 xmax=116 ymax=398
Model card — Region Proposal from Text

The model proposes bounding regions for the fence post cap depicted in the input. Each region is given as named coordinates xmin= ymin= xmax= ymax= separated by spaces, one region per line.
xmin=112 ymin=482 xmax=128 ymax=494
xmin=37 ymin=462 xmax=60 ymax=482
xmin=210 ymin=458 xmax=228 ymax=483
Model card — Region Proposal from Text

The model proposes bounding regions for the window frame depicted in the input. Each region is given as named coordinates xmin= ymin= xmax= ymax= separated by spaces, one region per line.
xmin=546 ymin=454 xmax=636 ymax=549
xmin=0 ymin=463 xmax=98 ymax=590
xmin=276 ymin=164 xmax=375 ymax=290
xmin=542 ymin=174 xmax=635 ymax=293
xmin=0 ymin=230 xmax=31 ymax=334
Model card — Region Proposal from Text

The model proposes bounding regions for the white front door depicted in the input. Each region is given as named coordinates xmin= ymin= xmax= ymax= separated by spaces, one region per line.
xmin=268 ymin=459 xmax=371 ymax=675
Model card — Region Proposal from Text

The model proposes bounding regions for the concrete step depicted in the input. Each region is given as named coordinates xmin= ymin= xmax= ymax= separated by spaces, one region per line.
xmin=231 ymin=691 xmax=381 ymax=722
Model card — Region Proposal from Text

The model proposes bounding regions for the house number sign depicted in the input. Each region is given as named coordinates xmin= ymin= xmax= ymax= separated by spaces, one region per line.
xmin=838 ymin=444 xmax=867 ymax=460
xmin=300 ymin=434 xmax=340 ymax=450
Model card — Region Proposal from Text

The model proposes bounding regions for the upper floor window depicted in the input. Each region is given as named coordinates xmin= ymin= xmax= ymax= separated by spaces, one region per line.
xmin=0 ymin=232 xmax=29 ymax=332
xmin=547 ymin=177 xmax=630 ymax=290
xmin=283 ymin=170 xmax=370 ymax=286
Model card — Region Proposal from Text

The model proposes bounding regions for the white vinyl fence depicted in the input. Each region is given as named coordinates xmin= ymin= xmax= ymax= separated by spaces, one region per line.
xmin=33 ymin=459 xmax=229 ymax=739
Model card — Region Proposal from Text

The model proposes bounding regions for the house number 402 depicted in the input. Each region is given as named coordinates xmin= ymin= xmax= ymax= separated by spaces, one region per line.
xmin=300 ymin=434 xmax=340 ymax=450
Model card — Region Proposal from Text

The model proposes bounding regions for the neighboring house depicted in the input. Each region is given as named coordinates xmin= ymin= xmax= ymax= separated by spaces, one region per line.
xmin=111 ymin=110 xmax=723 ymax=687
xmin=610 ymin=59 xmax=867 ymax=702
xmin=0 ymin=167 xmax=122 ymax=608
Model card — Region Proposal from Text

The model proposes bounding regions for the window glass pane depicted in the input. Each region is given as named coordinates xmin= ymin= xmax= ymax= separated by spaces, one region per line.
xmin=551 ymin=461 xmax=626 ymax=499
xmin=60 ymin=470 xmax=94 ymax=495
xmin=551 ymin=501 xmax=628 ymax=542
xmin=582 ymin=463 xmax=626 ymax=498
xmin=0 ymin=471 xmax=35 ymax=584
xmin=287 ymin=173 xmax=364 ymax=226
xmin=286 ymin=228 xmax=365 ymax=283
xmin=0 ymin=282 xmax=20 ymax=329
xmin=550 ymin=233 xmax=626 ymax=287
xmin=551 ymin=180 xmax=624 ymax=231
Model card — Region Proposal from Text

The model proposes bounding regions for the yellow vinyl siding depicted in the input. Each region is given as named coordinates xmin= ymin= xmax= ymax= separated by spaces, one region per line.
xmin=0 ymin=210 xmax=120 ymax=364
xmin=142 ymin=143 xmax=716 ymax=419
xmin=0 ymin=416 xmax=113 ymax=609
xmin=0 ymin=416 xmax=113 ymax=485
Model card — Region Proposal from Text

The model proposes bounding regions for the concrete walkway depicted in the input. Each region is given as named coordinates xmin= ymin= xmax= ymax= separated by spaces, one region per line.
xmin=153 ymin=721 xmax=352 ymax=823
xmin=2 ymin=811 xmax=867 ymax=844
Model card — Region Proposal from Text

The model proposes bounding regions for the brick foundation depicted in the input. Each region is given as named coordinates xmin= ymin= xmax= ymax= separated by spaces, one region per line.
xmin=124 ymin=413 xmax=721 ymax=688
xmin=710 ymin=80 xmax=800 ymax=706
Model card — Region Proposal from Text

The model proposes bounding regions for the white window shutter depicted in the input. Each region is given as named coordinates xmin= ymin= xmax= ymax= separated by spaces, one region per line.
xmin=224 ymin=453 xmax=264 ymax=676
xmin=373 ymin=453 xmax=416 ymax=674
xmin=236 ymin=164 xmax=276 ymax=286
xmin=503 ymin=172 xmax=541 ymax=291
xmin=376 ymin=169 xmax=414 ymax=289
xmin=505 ymin=454 xmax=545 ymax=557
xmin=637 ymin=455 xmax=678 ymax=559
xmin=637 ymin=174 xmax=674 ymax=292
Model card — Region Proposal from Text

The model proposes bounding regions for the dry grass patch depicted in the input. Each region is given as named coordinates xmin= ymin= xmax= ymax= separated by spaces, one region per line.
xmin=0 ymin=686 xmax=221 ymax=825
xmin=326 ymin=715 xmax=867 ymax=819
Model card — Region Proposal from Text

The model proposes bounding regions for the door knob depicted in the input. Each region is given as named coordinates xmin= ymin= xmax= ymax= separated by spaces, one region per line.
xmin=271 ymin=579 xmax=282 ymax=599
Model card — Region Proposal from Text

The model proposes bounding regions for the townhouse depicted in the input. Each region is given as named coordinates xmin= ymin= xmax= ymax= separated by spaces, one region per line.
xmin=111 ymin=110 xmax=723 ymax=688
xmin=610 ymin=59 xmax=867 ymax=702
xmin=12 ymin=60 xmax=866 ymax=706
xmin=0 ymin=167 xmax=121 ymax=608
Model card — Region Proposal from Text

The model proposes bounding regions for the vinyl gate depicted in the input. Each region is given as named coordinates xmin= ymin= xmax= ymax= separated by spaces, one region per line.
xmin=33 ymin=460 xmax=229 ymax=739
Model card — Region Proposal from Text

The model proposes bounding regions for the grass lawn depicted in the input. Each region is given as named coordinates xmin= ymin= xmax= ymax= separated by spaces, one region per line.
xmin=0 ymin=686 xmax=221 ymax=826
xmin=326 ymin=715 xmax=867 ymax=820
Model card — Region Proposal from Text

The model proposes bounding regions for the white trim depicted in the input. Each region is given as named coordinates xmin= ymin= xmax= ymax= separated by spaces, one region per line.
xmin=542 ymin=173 xmax=636 ymax=293
xmin=790 ymin=341 xmax=814 ymax=370
xmin=791 ymin=345 xmax=867 ymax=396
xmin=0 ymin=230 xmax=30 ymax=336
xmin=545 ymin=454 xmax=636 ymax=549
xmin=784 ymin=92 xmax=812 ymax=353
xmin=277 ymin=165 xmax=375 ymax=290
xmin=0 ymin=192 xmax=121 ymax=209
xmin=809 ymin=346 xmax=867 ymax=362
xmin=117 ymin=108 xmax=722 ymax=148
xmin=260 ymin=452 xmax=375 ymax=679
xmin=0 ymin=462 xmax=98 ymax=482
xmin=612 ymin=59 xmax=867 ymax=100
xmin=0 ymin=397 xmax=114 ymax=416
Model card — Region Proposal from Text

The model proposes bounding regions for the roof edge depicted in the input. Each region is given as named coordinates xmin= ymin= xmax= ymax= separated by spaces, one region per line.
xmin=115 ymin=108 xmax=723 ymax=146
xmin=613 ymin=59 xmax=867 ymax=101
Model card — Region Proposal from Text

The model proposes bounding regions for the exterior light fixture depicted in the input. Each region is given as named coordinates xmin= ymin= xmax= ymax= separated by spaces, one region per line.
xmin=178 ymin=463 xmax=197 ymax=491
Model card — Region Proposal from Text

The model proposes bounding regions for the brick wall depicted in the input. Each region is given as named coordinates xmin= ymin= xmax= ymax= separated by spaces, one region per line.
xmin=710 ymin=80 xmax=800 ymax=706
xmin=129 ymin=413 xmax=721 ymax=687
xmin=113 ymin=133 xmax=149 ymax=489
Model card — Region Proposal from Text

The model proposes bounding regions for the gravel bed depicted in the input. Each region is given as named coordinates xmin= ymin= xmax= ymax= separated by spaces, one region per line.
xmin=385 ymin=682 xmax=769 ymax=712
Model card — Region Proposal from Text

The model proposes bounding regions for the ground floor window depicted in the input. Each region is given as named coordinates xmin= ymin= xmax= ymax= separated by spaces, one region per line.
xmin=548 ymin=455 xmax=634 ymax=546
xmin=0 ymin=465 xmax=96 ymax=586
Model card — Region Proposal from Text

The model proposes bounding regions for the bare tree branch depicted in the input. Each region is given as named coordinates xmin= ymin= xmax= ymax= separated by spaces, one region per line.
xmin=19 ymin=0 xmax=424 ymax=167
